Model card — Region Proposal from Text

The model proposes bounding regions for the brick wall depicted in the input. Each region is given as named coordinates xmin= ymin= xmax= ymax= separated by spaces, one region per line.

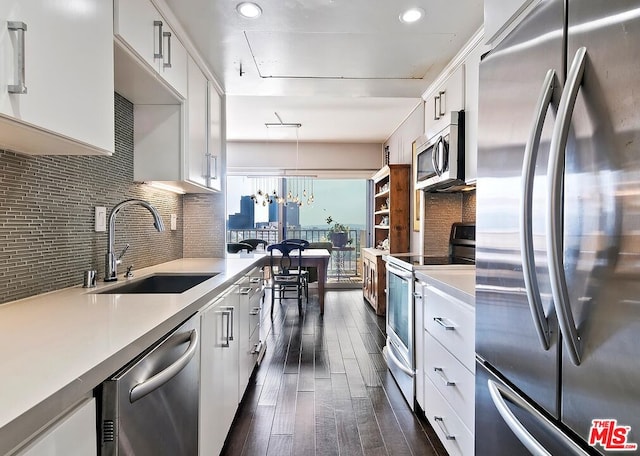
xmin=183 ymin=193 xmax=226 ymax=258
xmin=0 ymin=93 xmax=183 ymax=304
xmin=423 ymin=190 xmax=476 ymax=256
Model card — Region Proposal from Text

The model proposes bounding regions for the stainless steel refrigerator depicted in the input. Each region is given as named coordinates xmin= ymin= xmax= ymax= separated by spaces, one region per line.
xmin=476 ymin=0 xmax=640 ymax=454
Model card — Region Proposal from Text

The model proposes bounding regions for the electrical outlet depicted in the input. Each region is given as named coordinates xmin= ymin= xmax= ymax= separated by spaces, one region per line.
xmin=95 ymin=207 xmax=106 ymax=232
xmin=170 ymin=214 xmax=177 ymax=231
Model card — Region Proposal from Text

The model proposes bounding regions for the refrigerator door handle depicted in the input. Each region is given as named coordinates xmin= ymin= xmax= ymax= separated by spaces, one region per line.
xmin=488 ymin=379 xmax=591 ymax=456
xmin=546 ymin=47 xmax=587 ymax=366
xmin=520 ymin=68 xmax=556 ymax=351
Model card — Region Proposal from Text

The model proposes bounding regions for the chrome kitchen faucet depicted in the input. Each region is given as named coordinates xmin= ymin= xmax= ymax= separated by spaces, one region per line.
xmin=104 ymin=199 xmax=165 ymax=281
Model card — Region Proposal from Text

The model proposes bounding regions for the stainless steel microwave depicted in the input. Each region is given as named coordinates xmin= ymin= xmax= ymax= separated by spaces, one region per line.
xmin=414 ymin=111 xmax=465 ymax=191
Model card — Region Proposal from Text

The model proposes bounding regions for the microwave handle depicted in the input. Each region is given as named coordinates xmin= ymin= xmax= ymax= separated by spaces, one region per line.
xmin=433 ymin=136 xmax=444 ymax=176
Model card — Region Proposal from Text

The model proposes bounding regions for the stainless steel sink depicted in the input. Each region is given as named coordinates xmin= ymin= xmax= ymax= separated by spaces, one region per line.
xmin=97 ymin=273 xmax=219 ymax=294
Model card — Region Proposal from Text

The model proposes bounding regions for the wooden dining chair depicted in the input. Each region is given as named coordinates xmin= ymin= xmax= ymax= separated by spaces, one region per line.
xmin=267 ymin=242 xmax=305 ymax=316
xmin=282 ymin=239 xmax=310 ymax=300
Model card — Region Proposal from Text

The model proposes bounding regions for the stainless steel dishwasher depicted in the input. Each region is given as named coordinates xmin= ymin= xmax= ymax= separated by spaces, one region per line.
xmin=99 ymin=315 xmax=200 ymax=456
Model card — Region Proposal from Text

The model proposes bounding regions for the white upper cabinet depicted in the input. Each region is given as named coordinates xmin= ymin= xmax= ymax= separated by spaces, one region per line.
xmin=207 ymin=83 xmax=224 ymax=192
xmin=424 ymin=65 xmax=465 ymax=140
xmin=114 ymin=0 xmax=187 ymax=99
xmin=484 ymin=0 xmax=537 ymax=46
xmin=0 ymin=0 xmax=114 ymax=155
xmin=463 ymin=40 xmax=488 ymax=184
xmin=187 ymin=55 xmax=208 ymax=187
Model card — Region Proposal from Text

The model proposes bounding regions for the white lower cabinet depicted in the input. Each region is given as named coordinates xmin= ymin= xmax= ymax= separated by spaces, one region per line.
xmin=199 ymin=285 xmax=240 ymax=456
xmin=238 ymin=267 xmax=264 ymax=393
xmin=420 ymin=278 xmax=475 ymax=456
xmin=424 ymin=377 xmax=474 ymax=456
xmin=15 ymin=398 xmax=96 ymax=456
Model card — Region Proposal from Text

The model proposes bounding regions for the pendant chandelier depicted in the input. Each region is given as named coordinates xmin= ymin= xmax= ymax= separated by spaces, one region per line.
xmin=250 ymin=113 xmax=314 ymax=207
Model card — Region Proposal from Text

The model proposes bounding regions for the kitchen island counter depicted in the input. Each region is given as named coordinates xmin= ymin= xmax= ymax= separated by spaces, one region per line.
xmin=0 ymin=255 xmax=265 ymax=455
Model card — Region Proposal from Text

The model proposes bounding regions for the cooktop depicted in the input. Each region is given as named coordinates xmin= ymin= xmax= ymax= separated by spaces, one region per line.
xmin=387 ymin=253 xmax=475 ymax=267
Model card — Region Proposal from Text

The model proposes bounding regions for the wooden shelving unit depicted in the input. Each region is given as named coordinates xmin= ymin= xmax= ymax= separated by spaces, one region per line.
xmin=362 ymin=164 xmax=411 ymax=315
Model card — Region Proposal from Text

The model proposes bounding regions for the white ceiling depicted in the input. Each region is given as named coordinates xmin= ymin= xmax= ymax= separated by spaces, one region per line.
xmin=162 ymin=0 xmax=484 ymax=143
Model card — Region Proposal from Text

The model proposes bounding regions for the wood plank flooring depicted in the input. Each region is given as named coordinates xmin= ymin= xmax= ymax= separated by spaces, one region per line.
xmin=220 ymin=290 xmax=447 ymax=456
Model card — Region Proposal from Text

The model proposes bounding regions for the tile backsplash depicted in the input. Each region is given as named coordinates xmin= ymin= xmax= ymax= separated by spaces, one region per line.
xmin=423 ymin=191 xmax=476 ymax=256
xmin=0 ymin=93 xmax=183 ymax=304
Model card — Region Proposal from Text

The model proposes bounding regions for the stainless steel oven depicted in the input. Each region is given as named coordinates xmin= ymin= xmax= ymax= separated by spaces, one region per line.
xmin=383 ymin=223 xmax=476 ymax=410
xmin=414 ymin=111 xmax=465 ymax=191
xmin=383 ymin=259 xmax=416 ymax=410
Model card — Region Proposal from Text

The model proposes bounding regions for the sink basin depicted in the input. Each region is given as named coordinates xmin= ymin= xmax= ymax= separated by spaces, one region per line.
xmin=98 ymin=273 xmax=219 ymax=294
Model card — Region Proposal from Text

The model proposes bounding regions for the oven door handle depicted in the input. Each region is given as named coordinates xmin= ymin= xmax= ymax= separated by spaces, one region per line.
xmin=386 ymin=262 xmax=414 ymax=279
xmin=383 ymin=345 xmax=415 ymax=377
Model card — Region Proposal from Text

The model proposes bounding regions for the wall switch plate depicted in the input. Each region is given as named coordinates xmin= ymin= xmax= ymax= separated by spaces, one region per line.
xmin=170 ymin=214 xmax=177 ymax=231
xmin=95 ymin=207 xmax=106 ymax=232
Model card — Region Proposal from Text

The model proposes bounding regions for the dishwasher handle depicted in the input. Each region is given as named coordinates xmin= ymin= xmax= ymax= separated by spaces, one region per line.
xmin=129 ymin=329 xmax=199 ymax=403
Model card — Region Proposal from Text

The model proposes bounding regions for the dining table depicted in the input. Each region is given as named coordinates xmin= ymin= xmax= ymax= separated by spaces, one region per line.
xmin=264 ymin=248 xmax=331 ymax=314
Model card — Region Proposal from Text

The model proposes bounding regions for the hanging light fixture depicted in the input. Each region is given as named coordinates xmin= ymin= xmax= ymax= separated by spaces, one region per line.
xmin=250 ymin=113 xmax=315 ymax=206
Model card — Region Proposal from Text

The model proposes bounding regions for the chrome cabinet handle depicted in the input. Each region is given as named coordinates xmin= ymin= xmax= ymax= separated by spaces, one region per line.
xmin=249 ymin=276 xmax=261 ymax=283
xmin=239 ymin=287 xmax=252 ymax=295
xmin=8 ymin=21 xmax=27 ymax=94
xmin=520 ymin=68 xmax=556 ymax=351
xmin=153 ymin=20 xmax=163 ymax=59
xmin=163 ymin=31 xmax=172 ymax=68
xmin=413 ymin=292 xmax=423 ymax=299
xmin=129 ymin=329 xmax=199 ymax=403
xmin=251 ymin=340 xmax=264 ymax=355
xmin=249 ymin=306 xmax=261 ymax=315
xmin=434 ymin=94 xmax=440 ymax=120
xmin=434 ymin=416 xmax=455 ymax=440
xmin=209 ymin=155 xmax=218 ymax=180
xmin=433 ymin=367 xmax=455 ymax=386
xmin=438 ymin=90 xmax=446 ymax=117
xmin=433 ymin=317 xmax=455 ymax=330
xmin=487 ymin=379 xmax=590 ymax=456
xmin=546 ymin=47 xmax=587 ymax=366
xmin=223 ymin=306 xmax=235 ymax=341
xmin=221 ymin=310 xmax=231 ymax=347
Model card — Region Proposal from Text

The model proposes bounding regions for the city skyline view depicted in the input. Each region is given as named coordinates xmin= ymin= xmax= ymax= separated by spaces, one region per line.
xmin=227 ymin=177 xmax=367 ymax=229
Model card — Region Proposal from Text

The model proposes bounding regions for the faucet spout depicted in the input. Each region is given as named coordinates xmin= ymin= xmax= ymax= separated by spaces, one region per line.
xmin=104 ymin=199 xmax=165 ymax=281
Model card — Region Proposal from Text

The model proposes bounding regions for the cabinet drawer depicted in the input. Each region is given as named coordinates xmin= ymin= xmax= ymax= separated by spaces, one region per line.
xmin=425 ymin=377 xmax=474 ymax=456
xmin=424 ymin=331 xmax=475 ymax=430
xmin=424 ymin=283 xmax=475 ymax=372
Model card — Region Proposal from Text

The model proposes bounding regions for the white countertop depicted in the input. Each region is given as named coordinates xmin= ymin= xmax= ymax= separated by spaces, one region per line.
xmin=414 ymin=268 xmax=476 ymax=305
xmin=0 ymin=255 xmax=265 ymax=455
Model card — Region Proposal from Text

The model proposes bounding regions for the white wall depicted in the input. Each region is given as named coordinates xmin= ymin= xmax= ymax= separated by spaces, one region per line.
xmin=384 ymin=103 xmax=425 ymax=165
xmin=226 ymin=141 xmax=383 ymax=178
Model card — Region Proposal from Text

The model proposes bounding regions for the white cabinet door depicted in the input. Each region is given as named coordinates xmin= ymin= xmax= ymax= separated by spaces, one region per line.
xmin=16 ymin=398 xmax=96 ymax=456
xmin=187 ymin=56 xmax=207 ymax=187
xmin=207 ymin=84 xmax=223 ymax=192
xmin=484 ymin=0 xmax=536 ymax=45
xmin=157 ymin=22 xmax=187 ymax=98
xmin=114 ymin=0 xmax=187 ymax=99
xmin=424 ymin=65 xmax=465 ymax=140
xmin=0 ymin=0 xmax=114 ymax=155
xmin=463 ymin=42 xmax=488 ymax=184
xmin=200 ymin=287 xmax=240 ymax=456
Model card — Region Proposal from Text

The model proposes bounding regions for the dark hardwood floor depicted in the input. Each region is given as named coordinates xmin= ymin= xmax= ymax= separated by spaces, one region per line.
xmin=221 ymin=289 xmax=447 ymax=456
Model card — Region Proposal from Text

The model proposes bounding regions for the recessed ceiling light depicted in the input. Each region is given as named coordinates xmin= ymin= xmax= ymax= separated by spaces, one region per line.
xmin=399 ymin=7 xmax=425 ymax=24
xmin=236 ymin=2 xmax=262 ymax=19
